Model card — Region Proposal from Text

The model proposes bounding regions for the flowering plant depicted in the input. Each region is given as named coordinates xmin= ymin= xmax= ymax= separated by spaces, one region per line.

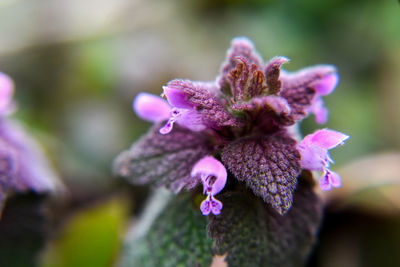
xmin=0 ymin=72 xmax=58 ymax=212
xmin=114 ymin=37 xmax=349 ymax=266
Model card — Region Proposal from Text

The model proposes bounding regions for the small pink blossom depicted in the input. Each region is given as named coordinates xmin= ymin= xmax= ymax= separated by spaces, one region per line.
xmin=191 ymin=156 xmax=227 ymax=215
xmin=297 ymin=129 xmax=349 ymax=191
xmin=133 ymin=93 xmax=171 ymax=123
xmin=308 ymin=73 xmax=339 ymax=124
xmin=133 ymin=92 xmax=207 ymax=134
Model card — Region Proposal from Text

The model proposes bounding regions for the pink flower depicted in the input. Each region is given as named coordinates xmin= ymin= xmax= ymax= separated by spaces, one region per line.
xmin=132 ymin=93 xmax=171 ymax=123
xmin=133 ymin=92 xmax=207 ymax=134
xmin=191 ymin=156 xmax=227 ymax=215
xmin=308 ymin=73 xmax=339 ymax=124
xmin=297 ymin=129 xmax=349 ymax=190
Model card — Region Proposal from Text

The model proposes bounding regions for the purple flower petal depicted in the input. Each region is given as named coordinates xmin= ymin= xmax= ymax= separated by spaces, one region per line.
xmin=159 ymin=108 xmax=207 ymax=135
xmin=210 ymin=196 xmax=223 ymax=215
xmin=319 ymin=174 xmax=332 ymax=191
xmin=0 ymin=72 xmax=15 ymax=116
xmin=176 ymin=109 xmax=207 ymax=132
xmin=133 ymin=93 xmax=171 ymax=123
xmin=327 ymin=170 xmax=341 ymax=188
xmin=298 ymin=129 xmax=349 ymax=171
xmin=200 ymin=195 xmax=223 ymax=216
xmin=191 ymin=156 xmax=227 ymax=196
xmin=314 ymin=73 xmax=339 ymax=96
xmin=200 ymin=197 xmax=212 ymax=215
xmin=163 ymin=83 xmax=194 ymax=109
xmin=308 ymin=97 xmax=328 ymax=124
xmin=309 ymin=129 xmax=350 ymax=149
xmin=297 ymin=143 xmax=327 ymax=172
xmin=319 ymin=170 xmax=341 ymax=191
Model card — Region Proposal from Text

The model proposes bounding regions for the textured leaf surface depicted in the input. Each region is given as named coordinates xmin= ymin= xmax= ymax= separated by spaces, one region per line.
xmin=227 ymin=57 xmax=268 ymax=101
xmin=264 ymin=56 xmax=288 ymax=95
xmin=113 ymin=124 xmax=213 ymax=193
xmin=208 ymin=176 xmax=322 ymax=267
xmin=120 ymin=194 xmax=213 ymax=267
xmin=219 ymin=38 xmax=263 ymax=92
xmin=280 ymin=65 xmax=336 ymax=120
xmin=221 ymin=133 xmax=301 ymax=214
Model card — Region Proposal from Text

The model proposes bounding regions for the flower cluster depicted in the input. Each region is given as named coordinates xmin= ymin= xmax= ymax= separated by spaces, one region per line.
xmin=0 ymin=72 xmax=58 ymax=211
xmin=115 ymin=37 xmax=349 ymax=216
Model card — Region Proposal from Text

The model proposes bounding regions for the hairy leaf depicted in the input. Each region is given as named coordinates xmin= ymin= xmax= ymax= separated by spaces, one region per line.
xmin=219 ymin=37 xmax=263 ymax=92
xmin=280 ymin=65 xmax=336 ymax=120
xmin=113 ymin=124 xmax=213 ymax=193
xmin=221 ymin=133 xmax=301 ymax=214
xmin=227 ymin=57 xmax=268 ymax=101
xmin=120 ymin=194 xmax=213 ymax=267
xmin=264 ymin=56 xmax=289 ymax=95
xmin=208 ymin=176 xmax=322 ymax=267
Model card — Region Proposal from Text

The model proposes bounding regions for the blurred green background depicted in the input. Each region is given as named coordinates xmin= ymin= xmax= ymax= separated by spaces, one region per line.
xmin=0 ymin=0 xmax=399 ymax=266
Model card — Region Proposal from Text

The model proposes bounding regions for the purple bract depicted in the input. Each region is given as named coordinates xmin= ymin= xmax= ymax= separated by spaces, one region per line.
xmin=118 ymin=37 xmax=349 ymax=215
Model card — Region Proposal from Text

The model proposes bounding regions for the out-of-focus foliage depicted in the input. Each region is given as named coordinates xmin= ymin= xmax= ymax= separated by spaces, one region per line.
xmin=40 ymin=197 xmax=129 ymax=267
xmin=0 ymin=0 xmax=399 ymax=266
xmin=0 ymin=194 xmax=48 ymax=267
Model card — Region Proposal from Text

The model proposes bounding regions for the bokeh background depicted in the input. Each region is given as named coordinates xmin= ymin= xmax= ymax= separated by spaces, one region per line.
xmin=0 ymin=0 xmax=399 ymax=266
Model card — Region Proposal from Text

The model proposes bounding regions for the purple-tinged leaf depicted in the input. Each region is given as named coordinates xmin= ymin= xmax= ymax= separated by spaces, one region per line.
xmin=280 ymin=65 xmax=336 ymax=120
xmin=113 ymin=123 xmax=214 ymax=193
xmin=265 ymin=56 xmax=289 ymax=95
xmin=218 ymin=37 xmax=263 ymax=92
xmin=226 ymin=57 xmax=268 ymax=101
xmin=232 ymin=95 xmax=294 ymax=127
xmin=221 ymin=133 xmax=301 ymax=214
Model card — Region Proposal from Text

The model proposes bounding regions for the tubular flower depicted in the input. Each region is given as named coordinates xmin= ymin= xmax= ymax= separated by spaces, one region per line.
xmin=191 ymin=156 xmax=227 ymax=215
xmin=0 ymin=72 xmax=59 ymax=211
xmin=115 ymin=37 xmax=349 ymax=215
xmin=297 ymin=129 xmax=350 ymax=190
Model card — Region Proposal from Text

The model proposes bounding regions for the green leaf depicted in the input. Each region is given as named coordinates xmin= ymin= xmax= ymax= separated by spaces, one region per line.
xmin=208 ymin=174 xmax=322 ymax=267
xmin=119 ymin=193 xmax=213 ymax=267
xmin=40 ymin=197 xmax=129 ymax=267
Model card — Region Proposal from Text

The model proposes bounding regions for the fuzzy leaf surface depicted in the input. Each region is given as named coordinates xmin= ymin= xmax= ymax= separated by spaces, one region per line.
xmin=120 ymin=194 xmax=213 ymax=267
xmin=113 ymin=124 xmax=213 ymax=193
xmin=280 ymin=65 xmax=336 ymax=120
xmin=208 ymin=176 xmax=322 ymax=267
xmin=221 ymin=133 xmax=301 ymax=214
